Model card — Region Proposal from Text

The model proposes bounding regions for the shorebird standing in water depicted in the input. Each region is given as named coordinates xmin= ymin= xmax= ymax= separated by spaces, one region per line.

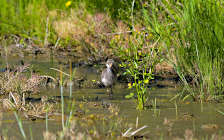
xmin=101 ymin=59 xmax=117 ymax=96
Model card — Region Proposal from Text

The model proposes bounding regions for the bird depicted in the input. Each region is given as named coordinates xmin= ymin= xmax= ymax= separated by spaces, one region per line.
xmin=101 ymin=59 xmax=117 ymax=96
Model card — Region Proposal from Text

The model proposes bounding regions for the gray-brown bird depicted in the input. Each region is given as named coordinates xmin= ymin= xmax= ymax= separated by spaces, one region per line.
xmin=101 ymin=59 xmax=117 ymax=96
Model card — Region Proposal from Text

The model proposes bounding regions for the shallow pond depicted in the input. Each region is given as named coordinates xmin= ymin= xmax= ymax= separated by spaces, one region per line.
xmin=0 ymin=55 xmax=224 ymax=139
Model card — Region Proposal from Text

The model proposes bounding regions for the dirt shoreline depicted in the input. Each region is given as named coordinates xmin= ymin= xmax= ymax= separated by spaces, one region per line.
xmin=1 ymin=43 xmax=177 ymax=78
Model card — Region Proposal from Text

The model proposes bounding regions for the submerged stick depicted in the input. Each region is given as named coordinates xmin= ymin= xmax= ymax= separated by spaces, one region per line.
xmin=50 ymin=68 xmax=70 ymax=77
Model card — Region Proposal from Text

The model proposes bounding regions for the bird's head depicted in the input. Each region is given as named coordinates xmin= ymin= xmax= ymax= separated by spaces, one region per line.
xmin=106 ymin=59 xmax=114 ymax=68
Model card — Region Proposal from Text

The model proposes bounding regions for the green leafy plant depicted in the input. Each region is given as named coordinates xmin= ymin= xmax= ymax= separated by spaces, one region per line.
xmin=111 ymin=29 xmax=160 ymax=110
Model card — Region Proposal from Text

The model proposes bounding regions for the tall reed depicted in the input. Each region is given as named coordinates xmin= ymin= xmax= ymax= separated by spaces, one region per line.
xmin=148 ymin=0 xmax=224 ymax=101
xmin=59 ymin=65 xmax=65 ymax=130
xmin=14 ymin=112 xmax=27 ymax=140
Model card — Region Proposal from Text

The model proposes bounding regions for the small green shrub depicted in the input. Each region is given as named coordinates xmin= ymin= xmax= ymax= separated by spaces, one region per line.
xmin=111 ymin=29 xmax=161 ymax=110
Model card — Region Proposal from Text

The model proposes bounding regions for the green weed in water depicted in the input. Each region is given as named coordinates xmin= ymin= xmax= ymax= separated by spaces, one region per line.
xmin=111 ymin=30 xmax=161 ymax=110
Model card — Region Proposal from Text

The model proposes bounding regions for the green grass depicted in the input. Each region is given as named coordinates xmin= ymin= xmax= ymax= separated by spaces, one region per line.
xmin=146 ymin=0 xmax=224 ymax=101
xmin=176 ymin=0 xmax=224 ymax=101
xmin=1 ymin=0 xmax=47 ymax=40
xmin=0 ymin=0 xmax=75 ymax=46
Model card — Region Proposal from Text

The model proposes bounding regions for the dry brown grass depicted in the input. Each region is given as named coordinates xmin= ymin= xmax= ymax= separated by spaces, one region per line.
xmin=0 ymin=65 xmax=43 ymax=95
xmin=51 ymin=5 xmax=115 ymax=60
xmin=0 ymin=65 xmax=55 ymax=113
xmin=155 ymin=61 xmax=175 ymax=75
xmin=53 ymin=10 xmax=89 ymax=40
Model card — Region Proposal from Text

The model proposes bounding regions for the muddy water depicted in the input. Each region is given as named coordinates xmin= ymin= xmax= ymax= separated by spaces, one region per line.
xmin=1 ymin=55 xmax=224 ymax=139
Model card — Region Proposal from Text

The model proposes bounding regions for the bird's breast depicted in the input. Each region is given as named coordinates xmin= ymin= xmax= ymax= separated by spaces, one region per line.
xmin=101 ymin=68 xmax=115 ymax=87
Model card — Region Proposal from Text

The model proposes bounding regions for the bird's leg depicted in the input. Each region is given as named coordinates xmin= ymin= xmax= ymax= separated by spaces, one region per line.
xmin=106 ymin=86 xmax=113 ymax=97
xmin=106 ymin=88 xmax=110 ymax=95
xmin=109 ymin=86 xmax=113 ymax=97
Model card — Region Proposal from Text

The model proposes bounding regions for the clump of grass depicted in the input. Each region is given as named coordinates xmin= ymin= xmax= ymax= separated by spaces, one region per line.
xmin=0 ymin=65 xmax=43 ymax=96
xmin=175 ymin=0 xmax=224 ymax=101
xmin=0 ymin=65 xmax=57 ymax=114
xmin=146 ymin=0 xmax=224 ymax=101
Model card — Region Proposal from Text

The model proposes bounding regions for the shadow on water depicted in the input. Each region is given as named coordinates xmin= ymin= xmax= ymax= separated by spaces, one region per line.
xmin=0 ymin=55 xmax=224 ymax=139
